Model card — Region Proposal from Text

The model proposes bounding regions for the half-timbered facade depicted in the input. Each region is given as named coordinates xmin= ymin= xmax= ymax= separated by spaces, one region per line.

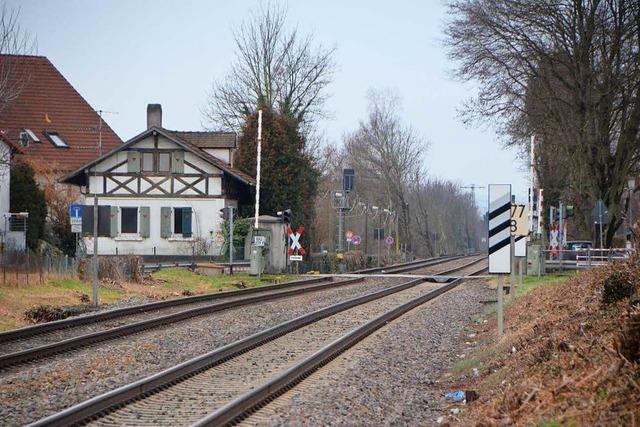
xmin=60 ymin=104 xmax=254 ymax=256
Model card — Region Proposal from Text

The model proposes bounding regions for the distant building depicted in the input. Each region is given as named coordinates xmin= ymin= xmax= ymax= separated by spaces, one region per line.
xmin=60 ymin=104 xmax=255 ymax=257
xmin=0 ymin=134 xmax=26 ymax=250
xmin=0 ymin=55 xmax=123 ymax=174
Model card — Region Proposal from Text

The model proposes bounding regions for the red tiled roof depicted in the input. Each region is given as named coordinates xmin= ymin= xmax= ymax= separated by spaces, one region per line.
xmin=0 ymin=55 xmax=123 ymax=172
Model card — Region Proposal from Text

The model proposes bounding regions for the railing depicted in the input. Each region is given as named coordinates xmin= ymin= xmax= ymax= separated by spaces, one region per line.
xmin=543 ymin=248 xmax=633 ymax=271
xmin=0 ymin=249 xmax=77 ymax=286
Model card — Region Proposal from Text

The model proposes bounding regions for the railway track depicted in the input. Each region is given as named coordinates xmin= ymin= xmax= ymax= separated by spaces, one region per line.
xmin=0 ymin=276 xmax=370 ymax=369
xmin=29 ymin=256 xmax=486 ymax=427
xmin=354 ymin=254 xmax=462 ymax=274
xmin=0 ymin=254 xmax=467 ymax=368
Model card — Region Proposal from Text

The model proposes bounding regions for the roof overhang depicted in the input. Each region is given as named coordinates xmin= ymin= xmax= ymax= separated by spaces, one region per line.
xmin=59 ymin=127 xmax=255 ymax=187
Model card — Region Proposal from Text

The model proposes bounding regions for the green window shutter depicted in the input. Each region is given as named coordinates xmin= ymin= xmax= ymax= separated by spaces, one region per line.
xmin=98 ymin=206 xmax=112 ymax=237
xmin=171 ymin=151 xmax=184 ymax=173
xmin=139 ymin=207 xmax=150 ymax=238
xmin=182 ymin=207 xmax=192 ymax=237
xmin=160 ymin=207 xmax=171 ymax=238
xmin=110 ymin=206 xmax=118 ymax=237
xmin=127 ymin=151 xmax=140 ymax=173
xmin=82 ymin=205 xmax=94 ymax=236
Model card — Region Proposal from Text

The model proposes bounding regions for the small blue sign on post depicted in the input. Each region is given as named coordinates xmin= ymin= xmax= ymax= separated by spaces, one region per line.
xmin=69 ymin=204 xmax=83 ymax=219
xmin=69 ymin=204 xmax=83 ymax=232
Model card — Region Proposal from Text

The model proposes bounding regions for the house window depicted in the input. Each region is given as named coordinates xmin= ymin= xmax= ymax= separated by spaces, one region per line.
xmin=44 ymin=131 xmax=69 ymax=148
xmin=25 ymin=129 xmax=40 ymax=142
xmin=121 ymin=207 xmax=138 ymax=234
xmin=142 ymin=152 xmax=154 ymax=172
xmin=174 ymin=208 xmax=184 ymax=234
xmin=173 ymin=207 xmax=192 ymax=237
xmin=158 ymin=152 xmax=171 ymax=172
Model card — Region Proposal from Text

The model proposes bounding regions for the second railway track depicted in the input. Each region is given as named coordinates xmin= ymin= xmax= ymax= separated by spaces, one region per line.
xmin=29 ymin=256 xmax=486 ymax=427
xmin=0 ymin=254 xmax=468 ymax=368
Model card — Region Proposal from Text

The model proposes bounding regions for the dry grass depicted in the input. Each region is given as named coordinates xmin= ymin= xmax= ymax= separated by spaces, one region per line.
xmin=447 ymin=259 xmax=640 ymax=426
xmin=0 ymin=268 xmax=297 ymax=332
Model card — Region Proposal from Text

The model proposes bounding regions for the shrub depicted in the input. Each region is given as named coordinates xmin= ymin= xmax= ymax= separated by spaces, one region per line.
xmin=602 ymin=271 xmax=636 ymax=306
xmin=24 ymin=304 xmax=94 ymax=324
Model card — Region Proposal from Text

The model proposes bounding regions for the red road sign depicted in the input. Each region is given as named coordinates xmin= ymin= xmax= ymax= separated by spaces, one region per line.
xmin=287 ymin=226 xmax=305 ymax=255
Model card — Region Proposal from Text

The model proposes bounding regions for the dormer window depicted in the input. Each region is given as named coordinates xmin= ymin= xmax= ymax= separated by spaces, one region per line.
xmin=44 ymin=131 xmax=69 ymax=148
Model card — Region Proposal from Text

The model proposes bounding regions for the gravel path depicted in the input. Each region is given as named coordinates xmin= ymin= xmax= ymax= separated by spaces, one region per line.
xmin=241 ymin=279 xmax=494 ymax=426
xmin=0 ymin=277 xmax=404 ymax=426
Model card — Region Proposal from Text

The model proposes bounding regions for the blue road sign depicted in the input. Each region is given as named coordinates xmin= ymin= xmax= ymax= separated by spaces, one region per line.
xmin=69 ymin=204 xmax=83 ymax=219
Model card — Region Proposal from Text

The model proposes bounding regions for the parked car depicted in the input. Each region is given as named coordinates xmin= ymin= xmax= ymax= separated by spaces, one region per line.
xmin=564 ymin=240 xmax=593 ymax=261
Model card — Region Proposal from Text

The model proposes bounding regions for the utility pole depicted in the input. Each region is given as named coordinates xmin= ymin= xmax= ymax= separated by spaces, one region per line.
xmin=92 ymin=111 xmax=104 ymax=307
xmin=91 ymin=110 xmax=116 ymax=307
xmin=229 ymin=206 xmax=234 ymax=275
xmin=462 ymin=184 xmax=486 ymax=253
xmin=461 ymin=184 xmax=486 ymax=210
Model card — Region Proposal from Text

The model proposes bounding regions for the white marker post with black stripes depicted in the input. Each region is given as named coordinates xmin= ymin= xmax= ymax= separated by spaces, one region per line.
xmin=488 ymin=184 xmax=512 ymax=336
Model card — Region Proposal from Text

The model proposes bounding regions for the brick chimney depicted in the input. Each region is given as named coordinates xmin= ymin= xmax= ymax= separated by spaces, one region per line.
xmin=147 ymin=104 xmax=162 ymax=129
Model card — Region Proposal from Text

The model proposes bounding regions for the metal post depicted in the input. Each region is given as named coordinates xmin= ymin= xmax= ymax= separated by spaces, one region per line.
xmin=92 ymin=194 xmax=99 ymax=306
xmin=497 ymin=275 xmax=504 ymax=336
xmin=337 ymin=208 xmax=344 ymax=253
xmin=377 ymin=216 xmax=382 ymax=267
xmin=229 ymin=207 xmax=234 ymax=275
xmin=510 ymin=234 xmax=515 ymax=300
xmin=559 ymin=202 xmax=564 ymax=271
xmin=598 ymin=201 xmax=604 ymax=250
xmin=518 ymin=257 xmax=524 ymax=293
xmin=364 ymin=205 xmax=368 ymax=255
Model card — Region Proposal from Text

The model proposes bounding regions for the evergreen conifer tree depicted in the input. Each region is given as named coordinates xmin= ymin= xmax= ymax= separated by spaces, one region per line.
xmin=10 ymin=160 xmax=46 ymax=250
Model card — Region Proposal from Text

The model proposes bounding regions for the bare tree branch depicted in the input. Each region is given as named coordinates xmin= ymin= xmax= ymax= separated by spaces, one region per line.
xmin=203 ymin=3 xmax=336 ymax=132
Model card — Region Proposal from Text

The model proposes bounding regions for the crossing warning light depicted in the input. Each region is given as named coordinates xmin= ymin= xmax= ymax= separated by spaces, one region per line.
xmin=277 ymin=209 xmax=293 ymax=224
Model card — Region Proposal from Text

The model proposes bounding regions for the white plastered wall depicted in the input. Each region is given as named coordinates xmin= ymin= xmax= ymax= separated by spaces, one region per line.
xmin=0 ymin=141 xmax=11 ymax=233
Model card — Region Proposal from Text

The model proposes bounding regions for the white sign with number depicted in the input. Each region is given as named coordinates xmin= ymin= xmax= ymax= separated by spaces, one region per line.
xmin=511 ymin=204 xmax=529 ymax=257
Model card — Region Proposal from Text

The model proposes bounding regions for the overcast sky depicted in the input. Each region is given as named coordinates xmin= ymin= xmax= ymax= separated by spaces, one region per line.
xmin=9 ymin=0 xmax=529 ymax=209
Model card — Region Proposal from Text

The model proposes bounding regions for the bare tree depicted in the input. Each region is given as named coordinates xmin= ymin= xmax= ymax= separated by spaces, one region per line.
xmin=344 ymin=89 xmax=428 ymax=250
xmin=203 ymin=3 xmax=336 ymax=131
xmin=0 ymin=4 xmax=35 ymax=117
xmin=446 ymin=0 xmax=640 ymax=246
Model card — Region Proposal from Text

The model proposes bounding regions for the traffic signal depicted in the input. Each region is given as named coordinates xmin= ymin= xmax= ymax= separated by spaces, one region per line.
xmin=277 ymin=209 xmax=293 ymax=224
xmin=565 ymin=205 xmax=575 ymax=218
xmin=343 ymin=168 xmax=355 ymax=193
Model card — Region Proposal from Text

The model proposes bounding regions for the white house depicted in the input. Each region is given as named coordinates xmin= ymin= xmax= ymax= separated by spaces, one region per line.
xmin=0 ymin=136 xmax=12 ymax=221
xmin=60 ymin=104 xmax=255 ymax=257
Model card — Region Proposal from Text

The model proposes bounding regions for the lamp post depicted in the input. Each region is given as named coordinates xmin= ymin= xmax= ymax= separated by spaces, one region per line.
xmin=626 ymin=178 xmax=636 ymax=249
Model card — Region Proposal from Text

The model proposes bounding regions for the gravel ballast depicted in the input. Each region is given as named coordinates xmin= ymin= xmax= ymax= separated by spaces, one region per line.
xmin=242 ymin=280 xmax=494 ymax=426
xmin=0 ymin=277 xmax=403 ymax=426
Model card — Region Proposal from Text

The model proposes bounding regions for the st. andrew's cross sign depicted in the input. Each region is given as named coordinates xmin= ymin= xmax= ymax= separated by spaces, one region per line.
xmin=287 ymin=225 xmax=305 ymax=256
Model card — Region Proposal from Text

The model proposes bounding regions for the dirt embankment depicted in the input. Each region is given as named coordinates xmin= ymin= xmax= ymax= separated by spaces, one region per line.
xmin=449 ymin=259 xmax=640 ymax=426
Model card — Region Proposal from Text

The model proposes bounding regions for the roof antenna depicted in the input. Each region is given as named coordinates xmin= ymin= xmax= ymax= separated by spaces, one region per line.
xmin=95 ymin=109 xmax=118 ymax=156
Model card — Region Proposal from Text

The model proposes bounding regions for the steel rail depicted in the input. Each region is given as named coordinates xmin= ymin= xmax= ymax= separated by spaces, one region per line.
xmin=353 ymin=255 xmax=457 ymax=274
xmin=0 ymin=276 xmax=330 ymax=344
xmin=0 ymin=277 xmax=364 ymax=369
xmin=195 ymin=263 xmax=487 ymax=426
xmin=28 ymin=257 xmax=484 ymax=427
